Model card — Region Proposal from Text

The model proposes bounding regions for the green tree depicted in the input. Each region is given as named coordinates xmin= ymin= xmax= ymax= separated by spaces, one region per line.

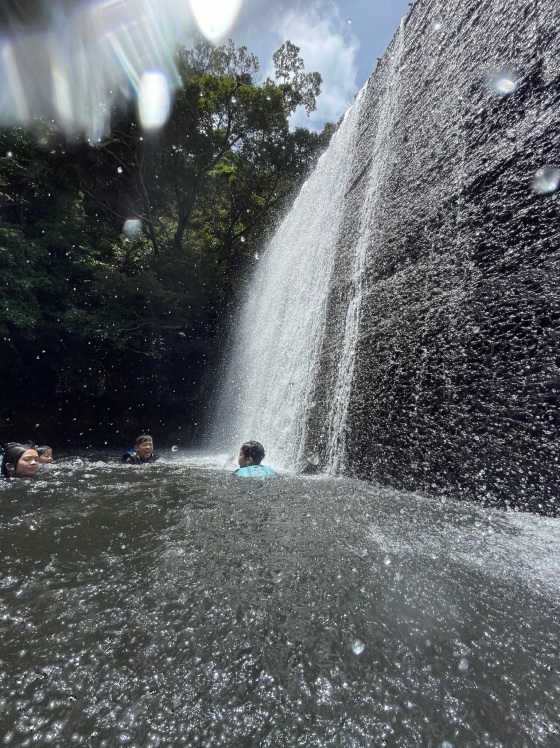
xmin=0 ymin=38 xmax=332 ymax=444
xmin=272 ymin=41 xmax=323 ymax=116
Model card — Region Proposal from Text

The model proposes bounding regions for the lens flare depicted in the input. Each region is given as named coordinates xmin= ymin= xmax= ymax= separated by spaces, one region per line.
xmin=138 ymin=71 xmax=171 ymax=130
xmin=188 ymin=0 xmax=244 ymax=42
xmin=0 ymin=0 xmax=249 ymax=136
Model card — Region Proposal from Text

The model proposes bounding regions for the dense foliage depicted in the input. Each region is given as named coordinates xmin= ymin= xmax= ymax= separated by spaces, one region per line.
xmin=0 ymin=39 xmax=334 ymax=447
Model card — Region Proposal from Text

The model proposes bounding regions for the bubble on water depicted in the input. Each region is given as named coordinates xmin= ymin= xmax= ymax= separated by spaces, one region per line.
xmin=117 ymin=166 xmax=123 ymax=173
xmin=6 ymin=151 xmax=13 ymax=157
xmin=487 ymin=68 xmax=518 ymax=96
xmin=458 ymin=658 xmax=469 ymax=671
xmin=352 ymin=639 xmax=365 ymax=655
xmin=240 ymin=236 xmax=245 ymax=242
xmin=171 ymin=445 xmax=179 ymax=452
xmin=441 ymin=743 xmax=453 ymax=748
xmin=430 ymin=20 xmax=443 ymax=31
xmin=254 ymin=253 xmax=260 ymax=260
xmin=138 ymin=71 xmax=171 ymax=131
xmin=122 ymin=218 xmax=142 ymax=239
xmin=231 ymin=96 xmax=237 ymax=104
xmin=346 ymin=17 xmax=352 ymax=25
xmin=272 ymin=571 xmax=285 ymax=584
xmin=532 ymin=166 xmax=560 ymax=195
xmin=384 ymin=556 xmax=392 ymax=566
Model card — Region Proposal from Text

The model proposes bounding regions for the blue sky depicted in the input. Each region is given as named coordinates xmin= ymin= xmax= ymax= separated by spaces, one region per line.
xmin=0 ymin=0 xmax=413 ymax=136
xmin=228 ymin=0 xmax=414 ymax=129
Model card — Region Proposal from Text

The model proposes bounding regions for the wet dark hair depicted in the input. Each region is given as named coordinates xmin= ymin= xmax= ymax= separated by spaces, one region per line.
xmin=240 ymin=440 xmax=265 ymax=465
xmin=135 ymin=434 xmax=153 ymax=447
xmin=1 ymin=442 xmax=36 ymax=478
xmin=36 ymin=446 xmax=52 ymax=456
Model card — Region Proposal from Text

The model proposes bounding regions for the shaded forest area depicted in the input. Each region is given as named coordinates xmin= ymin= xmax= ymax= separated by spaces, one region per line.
xmin=0 ymin=39 xmax=334 ymax=447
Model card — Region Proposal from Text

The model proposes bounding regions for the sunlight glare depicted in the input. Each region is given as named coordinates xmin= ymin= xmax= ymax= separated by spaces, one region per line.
xmin=189 ymin=0 xmax=244 ymax=42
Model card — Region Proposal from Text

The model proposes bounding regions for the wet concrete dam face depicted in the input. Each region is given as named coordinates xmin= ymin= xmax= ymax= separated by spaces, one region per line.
xmin=308 ymin=0 xmax=559 ymax=513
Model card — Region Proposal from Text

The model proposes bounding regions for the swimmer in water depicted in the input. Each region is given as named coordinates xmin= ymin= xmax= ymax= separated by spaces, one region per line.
xmin=37 ymin=446 xmax=53 ymax=464
xmin=1 ymin=442 xmax=41 ymax=478
xmin=235 ymin=441 xmax=276 ymax=478
xmin=122 ymin=434 xmax=159 ymax=464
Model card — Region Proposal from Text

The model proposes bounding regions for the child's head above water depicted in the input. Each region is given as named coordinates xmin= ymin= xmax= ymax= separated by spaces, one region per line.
xmin=37 ymin=446 xmax=53 ymax=463
xmin=238 ymin=440 xmax=265 ymax=467
xmin=135 ymin=434 xmax=154 ymax=459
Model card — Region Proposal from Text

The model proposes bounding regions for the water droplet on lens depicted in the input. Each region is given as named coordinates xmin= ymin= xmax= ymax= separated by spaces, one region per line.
xmin=532 ymin=166 xmax=560 ymax=195
xmin=352 ymin=639 xmax=365 ymax=655
xmin=487 ymin=68 xmax=518 ymax=96
xmin=496 ymin=77 xmax=516 ymax=94
xmin=171 ymin=445 xmax=179 ymax=452
xmin=122 ymin=218 xmax=142 ymax=239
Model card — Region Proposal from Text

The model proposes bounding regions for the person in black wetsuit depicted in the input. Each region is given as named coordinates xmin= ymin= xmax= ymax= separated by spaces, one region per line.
xmin=122 ymin=434 xmax=159 ymax=464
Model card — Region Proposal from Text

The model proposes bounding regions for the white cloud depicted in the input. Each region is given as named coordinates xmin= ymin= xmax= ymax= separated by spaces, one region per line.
xmin=265 ymin=0 xmax=359 ymax=131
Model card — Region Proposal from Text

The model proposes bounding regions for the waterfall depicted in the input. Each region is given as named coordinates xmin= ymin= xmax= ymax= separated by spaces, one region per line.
xmin=212 ymin=89 xmax=367 ymax=468
xmin=324 ymin=23 xmax=405 ymax=473
xmin=213 ymin=0 xmax=559 ymax=513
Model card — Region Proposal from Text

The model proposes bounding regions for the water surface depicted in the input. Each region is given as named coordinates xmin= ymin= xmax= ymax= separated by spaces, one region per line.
xmin=1 ymin=454 xmax=559 ymax=746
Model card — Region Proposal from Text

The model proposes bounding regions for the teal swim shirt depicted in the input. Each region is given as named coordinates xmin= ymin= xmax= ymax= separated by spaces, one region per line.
xmin=236 ymin=465 xmax=276 ymax=478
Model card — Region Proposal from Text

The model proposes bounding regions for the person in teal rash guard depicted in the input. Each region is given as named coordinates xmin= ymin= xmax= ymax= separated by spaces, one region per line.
xmin=235 ymin=441 xmax=276 ymax=478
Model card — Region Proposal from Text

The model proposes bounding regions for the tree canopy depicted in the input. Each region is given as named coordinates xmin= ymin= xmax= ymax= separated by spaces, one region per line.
xmin=0 ymin=38 xmax=335 ymax=446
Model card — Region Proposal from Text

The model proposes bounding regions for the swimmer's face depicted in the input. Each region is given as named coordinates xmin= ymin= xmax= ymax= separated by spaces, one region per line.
xmin=237 ymin=449 xmax=251 ymax=468
xmin=39 ymin=449 xmax=53 ymax=463
xmin=7 ymin=449 xmax=40 ymax=477
xmin=136 ymin=441 xmax=153 ymax=459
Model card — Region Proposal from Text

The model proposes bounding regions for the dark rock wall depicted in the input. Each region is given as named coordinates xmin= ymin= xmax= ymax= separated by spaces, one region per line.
xmin=310 ymin=0 xmax=559 ymax=513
